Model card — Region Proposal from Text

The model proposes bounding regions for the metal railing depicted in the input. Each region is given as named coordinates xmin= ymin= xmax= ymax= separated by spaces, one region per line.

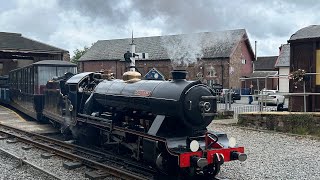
xmin=217 ymin=92 xmax=320 ymax=119
xmin=239 ymin=72 xmax=320 ymax=113
xmin=216 ymin=92 xmax=281 ymax=119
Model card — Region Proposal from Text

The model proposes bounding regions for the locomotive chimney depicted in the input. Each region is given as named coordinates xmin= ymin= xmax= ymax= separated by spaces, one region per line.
xmin=171 ymin=70 xmax=187 ymax=80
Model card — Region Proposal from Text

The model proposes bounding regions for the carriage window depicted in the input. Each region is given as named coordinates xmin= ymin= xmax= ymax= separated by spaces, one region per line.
xmin=38 ymin=66 xmax=56 ymax=94
xmin=38 ymin=66 xmax=57 ymax=86
xmin=12 ymin=72 xmax=15 ymax=89
xmin=27 ymin=68 xmax=31 ymax=94
xmin=24 ymin=69 xmax=26 ymax=92
xmin=57 ymin=66 xmax=77 ymax=77
xmin=17 ymin=71 xmax=21 ymax=90
xmin=25 ymin=69 xmax=28 ymax=93
xmin=0 ymin=63 xmax=3 ymax=75
xmin=31 ymin=67 xmax=34 ymax=94
xmin=34 ymin=67 xmax=38 ymax=93
xmin=15 ymin=71 xmax=17 ymax=89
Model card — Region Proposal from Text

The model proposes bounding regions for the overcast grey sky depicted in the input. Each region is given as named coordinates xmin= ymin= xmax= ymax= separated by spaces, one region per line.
xmin=1 ymin=0 xmax=319 ymax=56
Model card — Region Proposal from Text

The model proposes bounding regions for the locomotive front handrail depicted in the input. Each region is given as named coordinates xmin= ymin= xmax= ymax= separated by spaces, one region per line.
xmin=205 ymin=132 xmax=219 ymax=149
xmin=202 ymin=113 xmax=218 ymax=117
xmin=201 ymin=96 xmax=218 ymax=100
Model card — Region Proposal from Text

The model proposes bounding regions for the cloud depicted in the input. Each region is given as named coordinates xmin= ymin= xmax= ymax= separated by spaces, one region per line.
xmin=0 ymin=0 xmax=60 ymax=40
xmin=1 ymin=0 xmax=320 ymax=56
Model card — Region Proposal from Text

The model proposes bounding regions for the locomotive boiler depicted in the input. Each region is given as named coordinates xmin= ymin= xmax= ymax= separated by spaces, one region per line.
xmin=85 ymin=70 xmax=216 ymax=135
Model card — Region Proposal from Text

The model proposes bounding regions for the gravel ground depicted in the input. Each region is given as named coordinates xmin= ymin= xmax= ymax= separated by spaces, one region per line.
xmin=0 ymin=140 xmax=93 ymax=180
xmin=208 ymin=123 xmax=320 ymax=180
xmin=0 ymin=151 xmax=56 ymax=180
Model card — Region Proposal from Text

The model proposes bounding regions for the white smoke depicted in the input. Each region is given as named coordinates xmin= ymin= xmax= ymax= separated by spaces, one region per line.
xmin=161 ymin=31 xmax=235 ymax=69
xmin=161 ymin=33 xmax=205 ymax=68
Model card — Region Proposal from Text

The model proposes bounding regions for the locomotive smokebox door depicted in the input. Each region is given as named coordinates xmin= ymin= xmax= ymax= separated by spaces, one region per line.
xmin=183 ymin=84 xmax=217 ymax=129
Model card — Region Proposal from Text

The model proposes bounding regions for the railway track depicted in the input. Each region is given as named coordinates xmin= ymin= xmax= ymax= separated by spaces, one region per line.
xmin=0 ymin=122 xmax=155 ymax=180
xmin=0 ymin=146 xmax=62 ymax=180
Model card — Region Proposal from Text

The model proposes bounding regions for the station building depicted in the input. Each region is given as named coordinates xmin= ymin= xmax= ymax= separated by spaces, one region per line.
xmin=78 ymin=29 xmax=255 ymax=90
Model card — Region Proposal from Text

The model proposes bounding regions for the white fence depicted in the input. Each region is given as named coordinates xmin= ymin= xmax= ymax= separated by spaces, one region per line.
xmin=216 ymin=92 xmax=279 ymax=119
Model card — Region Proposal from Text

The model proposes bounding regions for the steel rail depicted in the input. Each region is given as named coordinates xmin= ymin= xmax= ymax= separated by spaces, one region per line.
xmin=0 ymin=122 xmax=112 ymax=159
xmin=0 ymin=147 xmax=62 ymax=180
xmin=0 ymin=122 xmax=155 ymax=174
xmin=0 ymin=124 xmax=149 ymax=180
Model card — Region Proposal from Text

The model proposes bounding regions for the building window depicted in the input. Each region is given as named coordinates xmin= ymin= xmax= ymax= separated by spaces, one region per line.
xmin=206 ymin=66 xmax=216 ymax=77
xmin=242 ymin=59 xmax=247 ymax=64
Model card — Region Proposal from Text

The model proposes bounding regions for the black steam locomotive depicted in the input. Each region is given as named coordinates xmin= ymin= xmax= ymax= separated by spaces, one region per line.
xmin=0 ymin=60 xmax=246 ymax=178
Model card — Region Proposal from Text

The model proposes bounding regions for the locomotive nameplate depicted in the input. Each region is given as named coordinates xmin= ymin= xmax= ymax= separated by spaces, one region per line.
xmin=134 ymin=90 xmax=151 ymax=97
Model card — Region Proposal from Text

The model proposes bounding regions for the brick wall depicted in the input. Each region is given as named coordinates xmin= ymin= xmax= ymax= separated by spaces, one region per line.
xmin=229 ymin=39 xmax=254 ymax=89
xmin=240 ymin=40 xmax=254 ymax=77
xmin=81 ymin=59 xmax=233 ymax=86
xmin=80 ymin=40 xmax=253 ymax=89
xmin=81 ymin=60 xmax=180 ymax=79
xmin=229 ymin=41 xmax=244 ymax=89
xmin=81 ymin=59 xmax=246 ymax=89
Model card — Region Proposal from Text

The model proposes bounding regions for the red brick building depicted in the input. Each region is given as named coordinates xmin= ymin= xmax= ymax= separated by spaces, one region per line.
xmin=0 ymin=32 xmax=69 ymax=75
xmin=79 ymin=29 xmax=255 ymax=89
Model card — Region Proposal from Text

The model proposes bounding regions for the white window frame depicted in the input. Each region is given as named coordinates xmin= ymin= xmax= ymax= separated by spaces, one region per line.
xmin=206 ymin=66 xmax=216 ymax=77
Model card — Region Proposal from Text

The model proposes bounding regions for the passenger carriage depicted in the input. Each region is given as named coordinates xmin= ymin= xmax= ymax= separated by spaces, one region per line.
xmin=8 ymin=60 xmax=77 ymax=120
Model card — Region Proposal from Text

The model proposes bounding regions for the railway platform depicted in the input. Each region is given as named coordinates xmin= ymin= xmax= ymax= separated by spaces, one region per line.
xmin=0 ymin=105 xmax=58 ymax=134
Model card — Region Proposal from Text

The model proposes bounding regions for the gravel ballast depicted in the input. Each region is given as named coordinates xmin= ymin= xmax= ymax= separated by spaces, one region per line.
xmin=0 ymin=150 xmax=57 ymax=180
xmin=0 ymin=140 xmax=92 ymax=180
xmin=208 ymin=123 xmax=320 ymax=180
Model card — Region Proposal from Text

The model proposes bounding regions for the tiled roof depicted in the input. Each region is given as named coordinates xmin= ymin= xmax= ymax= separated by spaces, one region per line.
xmin=275 ymin=44 xmax=290 ymax=67
xmin=79 ymin=29 xmax=248 ymax=61
xmin=254 ymin=56 xmax=278 ymax=70
xmin=289 ymin=25 xmax=320 ymax=41
xmin=0 ymin=32 xmax=67 ymax=53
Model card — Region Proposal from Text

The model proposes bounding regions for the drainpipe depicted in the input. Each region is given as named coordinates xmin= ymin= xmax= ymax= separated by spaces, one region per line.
xmin=116 ymin=60 xmax=118 ymax=78
xmin=221 ymin=61 xmax=224 ymax=88
xmin=255 ymin=41 xmax=257 ymax=61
